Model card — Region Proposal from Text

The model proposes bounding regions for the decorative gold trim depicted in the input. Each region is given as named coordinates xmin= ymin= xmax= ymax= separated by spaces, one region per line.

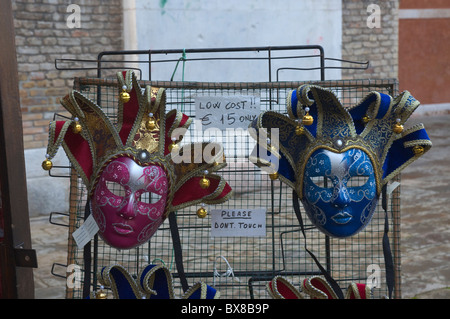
xmin=45 ymin=120 xmax=72 ymax=159
xmin=98 ymin=264 xmax=143 ymax=299
xmin=302 ymin=276 xmax=339 ymax=299
xmin=297 ymin=84 xmax=314 ymax=107
xmin=266 ymin=275 xmax=303 ymax=299
xmin=181 ymin=282 xmax=220 ymax=299
xmin=138 ymin=264 xmax=175 ymax=299
xmin=344 ymin=282 xmax=372 ymax=299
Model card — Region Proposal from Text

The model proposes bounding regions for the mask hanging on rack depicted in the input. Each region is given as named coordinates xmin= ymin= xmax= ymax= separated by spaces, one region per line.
xmin=249 ymin=84 xmax=431 ymax=238
xmin=43 ymin=70 xmax=233 ymax=249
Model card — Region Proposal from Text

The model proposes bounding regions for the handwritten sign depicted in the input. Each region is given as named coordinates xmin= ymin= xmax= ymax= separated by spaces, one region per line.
xmin=210 ymin=208 xmax=266 ymax=238
xmin=195 ymin=95 xmax=260 ymax=130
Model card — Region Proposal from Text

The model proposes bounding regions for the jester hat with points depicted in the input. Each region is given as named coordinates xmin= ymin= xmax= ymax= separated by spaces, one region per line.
xmin=43 ymin=70 xmax=232 ymax=249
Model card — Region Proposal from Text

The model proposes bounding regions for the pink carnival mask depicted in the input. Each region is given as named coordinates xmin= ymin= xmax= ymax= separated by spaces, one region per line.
xmin=91 ymin=157 xmax=169 ymax=249
xmin=43 ymin=70 xmax=233 ymax=250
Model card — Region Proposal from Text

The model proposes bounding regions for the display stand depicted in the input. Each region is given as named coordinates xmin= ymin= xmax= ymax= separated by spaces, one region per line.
xmin=48 ymin=46 xmax=401 ymax=299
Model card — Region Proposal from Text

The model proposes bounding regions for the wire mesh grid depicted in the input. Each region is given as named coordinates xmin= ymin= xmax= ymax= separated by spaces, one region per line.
xmin=59 ymin=77 xmax=401 ymax=299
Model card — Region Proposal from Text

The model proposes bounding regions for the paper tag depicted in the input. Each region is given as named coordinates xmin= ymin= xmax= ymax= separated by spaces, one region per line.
xmin=72 ymin=214 xmax=99 ymax=249
xmin=211 ymin=208 xmax=266 ymax=238
xmin=195 ymin=95 xmax=260 ymax=130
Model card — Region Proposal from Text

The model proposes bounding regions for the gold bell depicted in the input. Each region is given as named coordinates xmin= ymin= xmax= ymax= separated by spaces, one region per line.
xmin=197 ymin=205 xmax=208 ymax=218
xmin=393 ymin=118 xmax=403 ymax=134
xmin=199 ymin=170 xmax=210 ymax=189
xmin=302 ymin=107 xmax=313 ymax=126
xmin=362 ymin=115 xmax=371 ymax=124
xmin=168 ymin=138 xmax=179 ymax=152
xmin=42 ymin=159 xmax=53 ymax=171
xmin=269 ymin=172 xmax=279 ymax=180
xmin=72 ymin=117 xmax=82 ymax=134
xmin=146 ymin=113 xmax=157 ymax=130
xmin=120 ymin=85 xmax=130 ymax=103
xmin=200 ymin=177 xmax=210 ymax=189
xmin=95 ymin=286 xmax=108 ymax=299
xmin=295 ymin=122 xmax=305 ymax=135
xmin=413 ymin=145 xmax=425 ymax=156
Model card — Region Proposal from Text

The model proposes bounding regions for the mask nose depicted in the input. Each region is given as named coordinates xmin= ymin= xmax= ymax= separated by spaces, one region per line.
xmin=332 ymin=186 xmax=350 ymax=209
xmin=117 ymin=194 xmax=137 ymax=220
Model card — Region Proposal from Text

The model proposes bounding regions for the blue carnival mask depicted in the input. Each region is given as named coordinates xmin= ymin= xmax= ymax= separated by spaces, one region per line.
xmin=302 ymin=148 xmax=377 ymax=237
xmin=249 ymin=84 xmax=432 ymax=238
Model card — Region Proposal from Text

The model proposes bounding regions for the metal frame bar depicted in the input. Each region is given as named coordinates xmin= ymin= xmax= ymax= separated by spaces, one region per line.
xmin=96 ymin=45 xmax=327 ymax=81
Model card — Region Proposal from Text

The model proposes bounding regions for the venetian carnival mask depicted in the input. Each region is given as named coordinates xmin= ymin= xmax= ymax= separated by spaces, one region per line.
xmin=43 ymin=70 xmax=232 ymax=249
xmin=302 ymin=148 xmax=378 ymax=237
xmin=91 ymin=157 xmax=170 ymax=249
xmin=250 ymin=84 xmax=431 ymax=238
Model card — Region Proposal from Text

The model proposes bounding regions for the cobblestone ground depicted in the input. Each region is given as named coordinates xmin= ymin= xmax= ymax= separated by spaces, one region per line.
xmin=398 ymin=113 xmax=450 ymax=298
xmin=30 ymin=113 xmax=450 ymax=299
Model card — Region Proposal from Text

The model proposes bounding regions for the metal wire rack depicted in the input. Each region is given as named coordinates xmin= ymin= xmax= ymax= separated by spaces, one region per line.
xmin=48 ymin=46 xmax=401 ymax=299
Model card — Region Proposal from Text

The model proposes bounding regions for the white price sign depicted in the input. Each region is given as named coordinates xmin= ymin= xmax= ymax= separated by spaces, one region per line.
xmin=195 ymin=95 xmax=260 ymax=130
xmin=210 ymin=208 xmax=266 ymax=238
xmin=72 ymin=214 xmax=99 ymax=249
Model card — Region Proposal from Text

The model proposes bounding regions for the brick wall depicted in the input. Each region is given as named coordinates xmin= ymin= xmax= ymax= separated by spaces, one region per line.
xmin=13 ymin=0 xmax=123 ymax=149
xmin=398 ymin=0 xmax=450 ymax=105
xmin=342 ymin=0 xmax=399 ymax=80
xmin=13 ymin=1 xmax=401 ymax=149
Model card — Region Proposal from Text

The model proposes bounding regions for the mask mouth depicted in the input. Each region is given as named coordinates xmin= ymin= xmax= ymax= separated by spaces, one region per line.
xmin=112 ymin=223 xmax=134 ymax=235
xmin=331 ymin=211 xmax=352 ymax=225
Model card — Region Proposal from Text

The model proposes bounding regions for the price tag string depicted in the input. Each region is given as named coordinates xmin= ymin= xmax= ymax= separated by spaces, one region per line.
xmin=213 ymin=255 xmax=241 ymax=286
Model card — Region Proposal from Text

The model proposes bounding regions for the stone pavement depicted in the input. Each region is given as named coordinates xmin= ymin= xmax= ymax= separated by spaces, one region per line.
xmin=397 ymin=112 xmax=450 ymax=299
xmin=31 ymin=214 xmax=68 ymax=299
xmin=29 ymin=113 xmax=450 ymax=299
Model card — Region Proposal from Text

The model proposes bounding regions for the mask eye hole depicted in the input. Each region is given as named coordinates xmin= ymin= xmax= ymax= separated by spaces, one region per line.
xmin=138 ymin=192 xmax=162 ymax=204
xmin=310 ymin=176 xmax=334 ymax=188
xmin=106 ymin=181 xmax=126 ymax=197
xmin=348 ymin=175 xmax=369 ymax=187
